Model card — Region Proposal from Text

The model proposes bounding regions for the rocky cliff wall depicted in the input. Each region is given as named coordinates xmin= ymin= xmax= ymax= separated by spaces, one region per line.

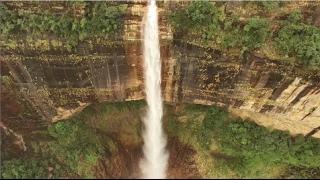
xmin=171 ymin=42 xmax=320 ymax=138
xmin=1 ymin=1 xmax=319 ymax=139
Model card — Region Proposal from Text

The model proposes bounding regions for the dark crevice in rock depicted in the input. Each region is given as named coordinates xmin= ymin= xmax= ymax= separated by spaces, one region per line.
xmin=260 ymin=104 xmax=274 ymax=113
xmin=233 ymin=99 xmax=244 ymax=108
xmin=270 ymin=79 xmax=294 ymax=100
xmin=301 ymin=107 xmax=317 ymax=121
xmin=290 ymin=85 xmax=315 ymax=106
xmin=265 ymin=72 xmax=284 ymax=89
xmin=306 ymin=126 xmax=320 ymax=138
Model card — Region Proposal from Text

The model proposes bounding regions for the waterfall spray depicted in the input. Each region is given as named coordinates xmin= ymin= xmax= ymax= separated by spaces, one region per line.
xmin=140 ymin=0 xmax=168 ymax=178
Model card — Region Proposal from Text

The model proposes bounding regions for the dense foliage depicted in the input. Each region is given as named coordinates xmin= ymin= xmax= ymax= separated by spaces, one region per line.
xmin=168 ymin=105 xmax=320 ymax=178
xmin=0 ymin=2 xmax=126 ymax=51
xmin=258 ymin=1 xmax=280 ymax=11
xmin=1 ymin=158 xmax=52 ymax=178
xmin=222 ymin=17 xmax=270 ymax=51
xmin=169 ymin=1 xmax=221 ymax=41
xmin=1 ymin=101 xmax=145 ymax=178
xmin=276 ymin=11 xmax=320 ymax=68
xmin=169 ymin=1 xmax=320 ymax=69
xmin=2 ymin=101 xmax=320 ymax=178
xmin=1 ymin=112 xmax=106 ymax=178
xmin=170 ymin=1 xmax=271 ymax=52
xmin=243 ymin=17 xmax=270 ymax=50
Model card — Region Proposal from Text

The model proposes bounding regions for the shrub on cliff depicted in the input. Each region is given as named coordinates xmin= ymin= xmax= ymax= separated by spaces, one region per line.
xmin=1 ymin=159 xmax=48 ymax=179
xmin=169 ymin=1 xmax=221 ymax=40
xmin=46 ymin=117 xmax=105 ymax=177
xmin=243 ymin=17 xmax=270 ymax=50
xmin=1 ymin=115 xmax=105 ymax=178
xmin=0 ymin=2 xmax=127 ymax=51
xmin=168 ymin=105 xmax=320 ymax=178
xmin=221 ymin=16 xmax=270 ymax=53
xmin=169 ymin=2 xmax=271 ymax=54
xmin=221 ymin=16 xmax=243 ymax=49
xmin=276 ymin=11 xmax=320 ymax=69
xmin=259 ymin=1 xmax=280 ymax=11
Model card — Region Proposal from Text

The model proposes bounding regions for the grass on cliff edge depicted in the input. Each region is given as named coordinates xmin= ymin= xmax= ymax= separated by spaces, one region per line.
xmin=1 ymin=101 xmax=320 ymax=178
xmin=167 ymin=104 xmax=320 ymax=178
xmin=0 ymin=2 xmax=127 ymax=51
xmin=169 ymin=1 xmax=320 ymax=70
xmin=0 ymin=101 xmax=145 ymax=179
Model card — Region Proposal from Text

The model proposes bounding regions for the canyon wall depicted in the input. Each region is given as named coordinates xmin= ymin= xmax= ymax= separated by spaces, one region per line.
xmin=1 ymin=1 xmax=319 ymax=140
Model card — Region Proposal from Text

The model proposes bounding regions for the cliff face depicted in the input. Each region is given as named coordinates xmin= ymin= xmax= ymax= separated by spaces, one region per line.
xmin=1 ymin=1 xmax=320 ymax=140
xmin=172 ymin=43 xmax=320 ymax=138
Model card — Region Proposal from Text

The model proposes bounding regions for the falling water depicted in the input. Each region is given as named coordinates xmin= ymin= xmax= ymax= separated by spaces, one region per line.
xmin=140 ymin=0 xmax=168 ymax=179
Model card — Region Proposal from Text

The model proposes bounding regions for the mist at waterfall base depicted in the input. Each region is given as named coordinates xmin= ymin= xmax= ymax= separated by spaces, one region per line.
xmin=139 ymin=0 xmax=169 ymax=179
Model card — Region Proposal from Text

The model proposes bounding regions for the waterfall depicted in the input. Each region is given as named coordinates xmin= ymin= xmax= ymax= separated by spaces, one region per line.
xmin=140 ymin=0 xmax=168 ymax=179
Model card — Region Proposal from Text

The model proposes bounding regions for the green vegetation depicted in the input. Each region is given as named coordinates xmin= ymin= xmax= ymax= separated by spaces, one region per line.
xmin=1 ymin=158 xmax=50 ymax=179
xmin=1 ymin=118 xmax=105 ymax=178
xmin=222 ymin=17 xmax=270 ymax=52
xmin=258 ymin=1 xmax=280 ymax=11
xmin=243 ymin=17 xmax=270 ymax=50
xmin=276 ymin=11 xmax=320 ymax=68
xmin=1 ymin=101 xmax=145 ymax=178
xmin=0 ymin=2 xmax=127 ymax=51
xmin=170 ymin=1 xmax=271 ymax=53
xmin=167 ymin=104 xmax=320 ymax=178
xmin=169 ymin=1 xmax=221 ymax=42
xmin=2 ymin=101 xmax=320 ymax=178
xmin=45 ymin=119 xmax=105 ymax=178
xmin=169 ymin=1 xmax=320 ymax=69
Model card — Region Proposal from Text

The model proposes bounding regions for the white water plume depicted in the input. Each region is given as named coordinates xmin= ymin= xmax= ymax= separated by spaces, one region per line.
xmin=140 ymin=0 xmax=168 ymax=179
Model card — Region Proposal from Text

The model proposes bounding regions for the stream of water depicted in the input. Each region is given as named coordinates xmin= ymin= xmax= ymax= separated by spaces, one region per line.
xmin=140 ymin=0 xmax=168 ymax=178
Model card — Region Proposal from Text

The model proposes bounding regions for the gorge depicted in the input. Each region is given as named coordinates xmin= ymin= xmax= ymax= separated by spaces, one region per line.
xmin=1 ymin=1 xmax=320 ymax=179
